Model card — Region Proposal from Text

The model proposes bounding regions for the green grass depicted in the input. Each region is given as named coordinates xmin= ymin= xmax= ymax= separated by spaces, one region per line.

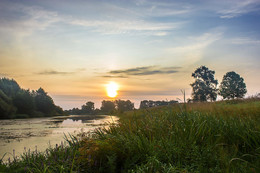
xmin=1 ymin=98 xmax=260 ymax=172
xmin=0 ymin=135 xmax=81 ymax=173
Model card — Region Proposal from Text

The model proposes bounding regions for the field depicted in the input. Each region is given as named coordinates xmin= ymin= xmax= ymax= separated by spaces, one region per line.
xmin=1 ymin=98 xmax=260 ymax=172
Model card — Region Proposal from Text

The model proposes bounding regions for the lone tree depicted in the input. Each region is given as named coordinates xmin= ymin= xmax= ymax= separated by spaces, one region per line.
xmin=191 ymin=66 xmax=218 ymax=102
xmin=219 ymin=71 xmax=247 ymax=99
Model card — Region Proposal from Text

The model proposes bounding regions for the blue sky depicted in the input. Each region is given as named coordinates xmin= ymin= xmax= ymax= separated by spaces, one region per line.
xmin=0 ymin=0 xmax=260 ymax=109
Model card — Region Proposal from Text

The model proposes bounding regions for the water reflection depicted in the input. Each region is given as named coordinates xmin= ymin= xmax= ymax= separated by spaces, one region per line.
xmin=62 ymin=119 xmax=83 ymax=125
xmin=0 ymin=115 xmax=118 ymax=161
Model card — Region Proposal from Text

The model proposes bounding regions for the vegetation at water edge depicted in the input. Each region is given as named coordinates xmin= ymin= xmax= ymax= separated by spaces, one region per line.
xmin=0 ymin=78 xmax=65 ymax=119
xmin=1 ymin=97 xmax=259 ymax=172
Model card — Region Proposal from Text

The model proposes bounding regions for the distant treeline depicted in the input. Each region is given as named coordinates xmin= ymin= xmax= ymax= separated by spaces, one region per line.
xmin=139 ymin=100 xmax=178 ymax=109
xmin=66 ymin=99 xmax=178 ymax=115
xmin=0 ymin=78 xmax=64 ymax=119
xmin=65 ymin=100 xmax=135 ymax=115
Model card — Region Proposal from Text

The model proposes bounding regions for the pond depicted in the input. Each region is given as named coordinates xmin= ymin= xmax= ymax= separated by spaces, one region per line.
xmin=0 ymin=115 xmax=118 ymax=161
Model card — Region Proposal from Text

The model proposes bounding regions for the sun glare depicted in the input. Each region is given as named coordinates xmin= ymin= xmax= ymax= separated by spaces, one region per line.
xmin=106 ymin=82 xmax=119 ymax=98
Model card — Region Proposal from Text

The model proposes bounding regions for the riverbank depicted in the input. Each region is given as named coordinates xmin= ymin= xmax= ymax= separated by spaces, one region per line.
xmin=1 ymin=98 xmax=260 ymax=172
xmin=0 ymin=115 xmax=117 ymax=164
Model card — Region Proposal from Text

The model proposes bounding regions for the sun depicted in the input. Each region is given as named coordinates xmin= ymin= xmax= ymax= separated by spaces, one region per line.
xmin=106 ymin=82 xmax=119 ymax=98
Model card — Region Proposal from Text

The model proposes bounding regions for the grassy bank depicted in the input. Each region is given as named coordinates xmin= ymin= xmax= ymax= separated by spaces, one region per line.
xmin=1 ymin=98 xmax=260 ymax=172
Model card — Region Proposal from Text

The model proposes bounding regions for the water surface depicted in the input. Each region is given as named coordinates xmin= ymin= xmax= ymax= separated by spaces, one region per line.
xmin=0 ymin=115 xmax=118 ymax=161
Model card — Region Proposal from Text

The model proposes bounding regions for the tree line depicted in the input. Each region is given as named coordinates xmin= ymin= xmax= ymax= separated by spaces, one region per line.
xmin=65 ymin=99 xmax=135 ymax=115
xmin=0 ymin=78 xmax=64 ymax=119
xmin=66 ymin=99 xmax=180 ymax=115
xmin=190 ymin=66 xmax=247 ymax=102
xmin=0 ymin=66 xmax=247 ymax=118
xmin=139 ymin=100 xmax=178 ymax=109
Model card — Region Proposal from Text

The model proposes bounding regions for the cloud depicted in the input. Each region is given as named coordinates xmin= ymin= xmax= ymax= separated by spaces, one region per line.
xmin=37 ymin=68 xmax=85 ymax=75
xmin=37 ymin=70 xmax=74 ymax=75
xmin=217 ymin=0 xmax=260 ymax=18
xmin=106 ymin=66 xmax=181 ymax=77
xmin=101 ymin=75 xmax=128 ymax=78
xmin=0 ymin=1 xmax=185 ymax=37
xmin=37 ymin=68 xmax=84 ymax=75
xmin=230 ymin=37 xmax=260 ymax=45
xmin=68 ymin=19 xmax=183 ymax=35
xmin=0 ymin=2 xmax=59 ymax=38
xmin=166 ymin=30 xmax=223 ymax=65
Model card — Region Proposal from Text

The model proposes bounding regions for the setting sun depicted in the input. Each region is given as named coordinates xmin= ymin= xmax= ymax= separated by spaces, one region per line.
xmin=106 ymin=82 xmax=119 ymax=98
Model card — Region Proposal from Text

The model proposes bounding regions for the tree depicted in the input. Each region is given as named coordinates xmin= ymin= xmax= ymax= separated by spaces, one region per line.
xmin=219 ymin=71 xmax=247 ymax=99
xmin=0 ymin=78 xmax=21 ymax=97
xmin=191 ymin=66 xmax=218 ymax=102
xmin=100 ymin=100 xmax=115 ymax=113
xmin=0 ymin=78 xmax=64 ymax=118
xmin=0 ymin=89 xmax=16 ymax=118
xmin=115 ymin=100 xmax=134 ymax=112
xmin=140 ymin=100 xmax=150 ymax=109
xmin=35 ymin=88 xmax=55 ymax=114
xmin=81 ymin=101 xmax=95 ymax=114
xmin=13 ymin=89 xmax=35 ymax=115
xmin=139 ymin=100 xmax=178 ymax=109
xmin=67 ymin=108 xmax=81 ymax=115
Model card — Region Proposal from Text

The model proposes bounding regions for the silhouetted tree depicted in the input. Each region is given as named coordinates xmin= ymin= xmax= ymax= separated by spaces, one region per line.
xmin=0 ymin=78 xmax=20 ymax=97
xmin=67 ymin=108 xmax=81 ymax=115
xmin=101 ymin=100 xmax=115 ymax=113
xmin=0 ymin=78 xmax=64 ymax=119
xmin=219 ymin=71 xmax=247 ymax=99
xmin=13 ymin=89 xmax=35 ymax=115
xmin=115 ymin=100 xmax=134 ymax=112
xmin=93 ymin=108 xmax=101 ymax=115
xmin=191 ymin=66 xmax=218 ymax=102
xmin=140 ymin=100 xmax=150 ymax=109
xmin=54 ymin=106 xmax=64 ymax=115
xmin=81 ymin=101 xmax=95 ymax=114
xmin=0 ymin=89 xmax=16 ymax=118
xmin=139 ymin=100 xmax=178 ymax=109
xmin=35 ymin=88 xmax=55 ymax=114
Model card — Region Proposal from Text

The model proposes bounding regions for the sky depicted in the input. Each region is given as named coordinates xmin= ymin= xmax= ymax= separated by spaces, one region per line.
xmin=0 ymin=0 xmax=260 ymax=109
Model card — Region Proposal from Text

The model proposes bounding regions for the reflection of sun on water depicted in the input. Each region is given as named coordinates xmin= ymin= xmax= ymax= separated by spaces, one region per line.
xmin=106 ymin=82 xmax=119 ymax=98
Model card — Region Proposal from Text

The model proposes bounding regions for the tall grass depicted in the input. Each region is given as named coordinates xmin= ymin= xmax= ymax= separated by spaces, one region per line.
xmin=79 ymin=99 xmax=260 ymax=172
xmin=1 ymin=98 xmax=260 ymax=172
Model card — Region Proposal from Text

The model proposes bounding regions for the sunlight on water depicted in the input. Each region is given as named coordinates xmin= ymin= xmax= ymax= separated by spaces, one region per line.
xmin=0 ymin=115 xmax=118 ymax=161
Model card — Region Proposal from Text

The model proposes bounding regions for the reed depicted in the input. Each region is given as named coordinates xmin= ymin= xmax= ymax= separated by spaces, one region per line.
xmin=79 ymin=98 xmax=260 ymax=172
xmin=1 ymin=98 xmax=260 ymax=172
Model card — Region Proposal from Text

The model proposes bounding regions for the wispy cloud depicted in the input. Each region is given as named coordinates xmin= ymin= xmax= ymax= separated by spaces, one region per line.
xmin=0 ymin=1 xmax=185 ymax=37
xmin=37 ymin=70 xmax=74 ymax=75
xmin=101 ymin=75 xmax=128 ymax=78
xmin=230 ymin=37 xmax=260 ymax=45
xmin=105 ymin=66 xmax=181 ymax=78
xmin=37 ymin=68 xmax=85 ymax=75
xmin=0 ymin=2 xmax=59 ymax=38
xmin=217 ymin=0 xmax=260 ymax=18
xmin=166 ymin=30 xmax=223 ymax=65
xmin=69 ymin=19 xmax=183 ymax=35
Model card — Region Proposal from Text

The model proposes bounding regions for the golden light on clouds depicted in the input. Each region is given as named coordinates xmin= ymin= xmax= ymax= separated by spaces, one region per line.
xmin=106 ymin=82 xmax=119 ymax=98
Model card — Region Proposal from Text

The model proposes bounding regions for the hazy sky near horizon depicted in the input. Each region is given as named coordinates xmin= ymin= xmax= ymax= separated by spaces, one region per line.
xmin=0 ymin=0 xmax=260 ymax=109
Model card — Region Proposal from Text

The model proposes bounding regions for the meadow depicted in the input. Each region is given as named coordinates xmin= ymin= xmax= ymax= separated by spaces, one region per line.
xmin=1 ymin=98 xmax=260 ymax=172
